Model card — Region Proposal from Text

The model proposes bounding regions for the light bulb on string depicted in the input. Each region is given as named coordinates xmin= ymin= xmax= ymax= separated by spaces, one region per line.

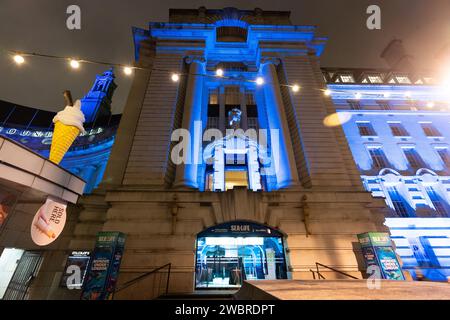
xmin=255 ymin=77 xmax=264 ymax=85
xmin=123 ymin=66 xmax=133 ymax=76
xmin=292 ymin=84 xmax=300 ymax=92
xmin=13 ymin=54 xmax=25 ymax=65
xmin=215 ymin=68 xmax=224 ymax=77
xmin=69 ymin=59 xmax=80 ymax=69
xmin=171 ymin=73 xmax=180 ymax=82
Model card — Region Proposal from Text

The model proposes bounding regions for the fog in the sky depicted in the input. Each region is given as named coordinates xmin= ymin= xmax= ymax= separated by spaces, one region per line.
xmin=0 ymin=0 xmax=449 ymax=114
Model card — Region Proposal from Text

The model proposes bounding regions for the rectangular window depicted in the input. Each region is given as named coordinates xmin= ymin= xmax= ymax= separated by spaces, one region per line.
xmin=396 ymin=76 xmax=411 ymax=84
xmin=340 ymin=75 xmax=355 ymax=83
xmin=348 ymin=100 xmax=361 ymax=110
xmin=368 ymin=147 xmax=388 ymax=168
xmin=386 ymin=186 xmax=411 ymax=217
xmin=402 ymin=148 xmax=424 ymax=168
xmin=225 ymin=86 xmax=240 ymax=105
xmin=436 ymin=148 xmax=450 ymax=167
xmin=389 ymin=123 xmax=409 ymax=137
xmin=357 ymin=123 xmax=376 ymax=136
xmin=425 ymin=186 xmax=448 ymax=217
xmin=209 ymin=89 xmax=219 ymax=105
xmin=376 ymin=100 xmax=391 ymax=110
xmin=421 ymin=123 xmax=441 ymax=137
xmin=368 ymin=75 xmax=383 ymax=83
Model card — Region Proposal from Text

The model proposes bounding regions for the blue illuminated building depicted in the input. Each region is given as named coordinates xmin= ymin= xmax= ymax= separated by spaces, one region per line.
xmin=0 ymin=69 xmax=120 ymax=194
xmin=325 ymin=63 xmax=450 ymax=281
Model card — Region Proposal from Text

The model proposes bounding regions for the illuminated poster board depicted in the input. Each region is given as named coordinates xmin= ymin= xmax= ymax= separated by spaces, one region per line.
xmin=60 ymin=251 xmax=91 ymax=289
xmin=358 ymin=232 xmax=405 ymax=280
xmin=81 ymin=232 xmax=126 ymax=300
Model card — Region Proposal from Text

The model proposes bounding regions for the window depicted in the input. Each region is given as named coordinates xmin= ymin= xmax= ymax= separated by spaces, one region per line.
xmin=368 ymin=75 xmax=383 ymax=83
xmin=225 ymin=87 xmax=240 ymax=105
xmin=340 ymin=74 xmax=355 ymax=83
xmin=389 ymin=123 xmax=409 ymax=137
xmin=376 ymin=100 xmax=391 ymax=110
xmin=436 ymin=148 xmax=450 ymax=167
xmin=396 ymin=76 xmax=411 ymax=84
xmin=402 ymin=148 xmax=424 ymax=169
xmin=347 ymin=100 xmax=361 ymax=110
xmin=209 ymin=89 xmax=219 ymax=105
xmin=421 ymin=123 xmax=441 ymax=137
xmin=357 ymin=123 xmax=376 ymax=136
xmin=216 ymin=26 xmax=248 ymax=42
xmin=386 ymin=186 xmax=412 ymax=217
xmin=425 ymin=186 xmax=448 ymax=217
xmin=368 ymin=147 xmax=389 ymax=168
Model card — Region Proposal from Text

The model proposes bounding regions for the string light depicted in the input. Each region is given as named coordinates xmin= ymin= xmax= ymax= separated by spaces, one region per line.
xmin=123 ymin=66 xmax=133 ymax=76
xmin=13 ymin=54 xmax=25 ymax=65
xmin=171 ymin=73 xmax=180 ymax=82
xmin=215 ymin=68 xmax=224 ymax=77
xmin=70 ymin=59 xmax=80 ymax=69
xmin=324 ymin=89 xmax=332 ymax=96
xmin=292 ymin=84 xmax=300 ymax=92
xmin=255 ymin=77 xmax=264 ymax=85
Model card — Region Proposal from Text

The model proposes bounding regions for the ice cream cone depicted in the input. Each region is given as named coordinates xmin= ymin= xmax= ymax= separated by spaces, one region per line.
xmin=49 ymin=99 xmax=85 ymax=164
xmin=49 ymin=122 xmax=81 ymax=164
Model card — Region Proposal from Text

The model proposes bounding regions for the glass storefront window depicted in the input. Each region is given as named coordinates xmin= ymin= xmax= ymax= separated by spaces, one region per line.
xmin=195 ymin=221 xmax=288 ymax=289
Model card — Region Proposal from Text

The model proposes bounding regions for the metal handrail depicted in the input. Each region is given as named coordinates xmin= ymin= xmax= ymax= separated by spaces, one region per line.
xmin=113 ymin=263 xmax=171 ymax=297
xmin=313 ymin=262 xmax=359 ymax=280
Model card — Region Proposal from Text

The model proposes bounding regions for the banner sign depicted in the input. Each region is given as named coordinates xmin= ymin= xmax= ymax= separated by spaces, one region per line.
xmin=358 ymin=232 xmax=405 ymax=280
xmin=197 ymin=220 xmax=283 ymax=238
xmin=81 ymin=231 xmax=126 ymax=300
xmin=60 ymin=251 xmax=91 ymax=289
xmin=31 ymin=196 xmax=67 ymax=246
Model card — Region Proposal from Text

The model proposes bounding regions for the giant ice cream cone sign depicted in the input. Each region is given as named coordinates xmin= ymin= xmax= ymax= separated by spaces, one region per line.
xmin=49 ymin=92 xmax=85 ymax=164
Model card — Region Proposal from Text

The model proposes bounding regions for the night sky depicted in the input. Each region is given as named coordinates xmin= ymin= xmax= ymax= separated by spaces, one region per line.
xmin=0 ymin=0 xmax=449 ymax=114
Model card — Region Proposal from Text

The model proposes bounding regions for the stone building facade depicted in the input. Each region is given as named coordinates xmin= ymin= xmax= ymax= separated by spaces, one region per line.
xmin=67 ymin=7 xmax=388 ymax=296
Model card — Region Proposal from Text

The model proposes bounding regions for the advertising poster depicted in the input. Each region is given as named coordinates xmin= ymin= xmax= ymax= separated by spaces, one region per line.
xmin=358 ymin=232 xmax=405 ymax=280
xmin=60 ymin=251 xmax=91 ymax=289
xmin=81 ymin=232 xmax=126 ymax=300
xmin=30 ymin=196 xmax=67 ymax=246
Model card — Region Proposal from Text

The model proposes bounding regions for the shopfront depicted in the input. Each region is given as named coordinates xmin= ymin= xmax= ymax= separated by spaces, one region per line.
xmin=195 ymin=221 xmax=288 ymax=289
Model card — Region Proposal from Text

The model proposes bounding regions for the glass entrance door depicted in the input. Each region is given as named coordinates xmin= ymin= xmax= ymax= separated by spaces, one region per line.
xmin=195 ymin=221 xmax=288 ymax=289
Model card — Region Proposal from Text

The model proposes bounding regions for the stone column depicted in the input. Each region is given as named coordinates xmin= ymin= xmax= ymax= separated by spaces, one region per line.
xmin=261 ymin=57 xmax=299 ymax=189
xmin=240 ymin=87 xmax=248 ymax=131
xmin=219 ymin=86 xmax=226 ymax=133
xmin=174 ymin=56 xmax=206 ymax=189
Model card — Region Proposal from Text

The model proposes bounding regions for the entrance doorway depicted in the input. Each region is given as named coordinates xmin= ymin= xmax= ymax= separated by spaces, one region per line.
xmin=195 ymin=221 xmax=288 ymax=289
xmin=2 ymin=251 xmax=43 ymax=300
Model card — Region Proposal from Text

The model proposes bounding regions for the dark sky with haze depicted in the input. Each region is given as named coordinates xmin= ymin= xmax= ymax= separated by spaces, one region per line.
xmin=0 ymin=0 xmax=449 ymax=114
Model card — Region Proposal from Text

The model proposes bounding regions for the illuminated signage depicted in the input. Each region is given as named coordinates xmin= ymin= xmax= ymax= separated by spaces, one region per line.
xmin=30 ymin=196 xmax=67 ymax=246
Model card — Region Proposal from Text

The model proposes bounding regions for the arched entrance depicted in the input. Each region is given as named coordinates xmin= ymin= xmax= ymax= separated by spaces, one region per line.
xmin=195 ymin=220 xmax=288 ymax=289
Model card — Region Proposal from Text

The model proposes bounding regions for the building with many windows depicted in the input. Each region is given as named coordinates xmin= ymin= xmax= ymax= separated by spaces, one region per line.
xmin=327 ymin=63 xmax=450 ymax=280
xmin=0 ymin=69 xmax=121 ymax=194
xmin=1 ymin=7 xmax=450 ymax=299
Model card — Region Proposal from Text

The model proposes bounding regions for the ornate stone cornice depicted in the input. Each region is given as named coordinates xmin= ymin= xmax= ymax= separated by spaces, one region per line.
xmin=260 ymin=57 xmax=281 ymax=66
xmin=184 ymin=55 xmax=206 ymax=65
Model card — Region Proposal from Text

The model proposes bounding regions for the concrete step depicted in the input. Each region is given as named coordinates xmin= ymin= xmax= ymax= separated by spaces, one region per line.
xmin=235 ymin=279 xmax=450 ymax=300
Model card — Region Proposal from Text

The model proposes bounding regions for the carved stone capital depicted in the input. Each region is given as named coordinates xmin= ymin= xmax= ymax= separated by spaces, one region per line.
xmin=260 ymin=57 xmax=281 ymax=66
xmin=185 ymin=55 xmax=206 ymax=65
